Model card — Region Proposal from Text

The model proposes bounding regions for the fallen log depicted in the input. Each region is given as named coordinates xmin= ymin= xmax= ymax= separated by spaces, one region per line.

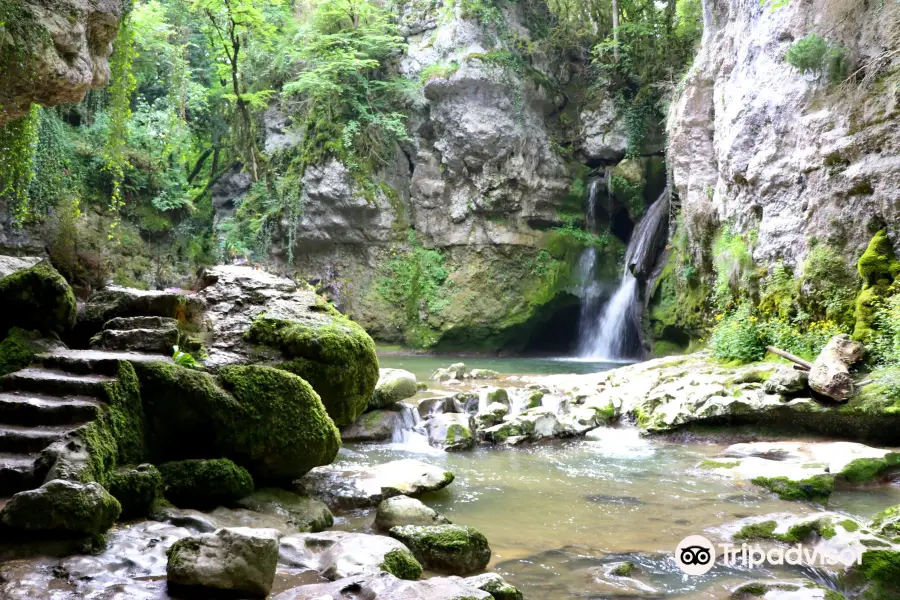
xmin=765 ymin=346 xmax=813 ymax=371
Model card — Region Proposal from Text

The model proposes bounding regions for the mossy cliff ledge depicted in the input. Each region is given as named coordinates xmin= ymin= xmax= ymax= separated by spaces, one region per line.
xmin=197 ymin=265 xmax=379 ymax=426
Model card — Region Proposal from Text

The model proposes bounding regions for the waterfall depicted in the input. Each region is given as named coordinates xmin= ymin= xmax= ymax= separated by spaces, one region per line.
xmin=576 ymin=187 xmax=669 ymax=361
xmin=390 ymin=403 xmax=434 ymax=452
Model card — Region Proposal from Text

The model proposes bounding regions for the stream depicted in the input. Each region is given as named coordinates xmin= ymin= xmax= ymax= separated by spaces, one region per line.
xmin=363 ymin=354 xmax=900 ymax=599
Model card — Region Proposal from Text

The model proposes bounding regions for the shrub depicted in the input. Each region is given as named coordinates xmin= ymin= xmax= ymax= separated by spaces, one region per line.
xmin=711 ymin=304 xmax=765 ymax=363
xmin=785 ymin=34 xmax=851 ymax=85
xmin=712 ymin=227 xmax=754 ymax=311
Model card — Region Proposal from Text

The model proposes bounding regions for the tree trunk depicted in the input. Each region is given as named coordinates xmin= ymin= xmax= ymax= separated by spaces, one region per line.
xmin=612 ymin=0 xmax=620 ymax=62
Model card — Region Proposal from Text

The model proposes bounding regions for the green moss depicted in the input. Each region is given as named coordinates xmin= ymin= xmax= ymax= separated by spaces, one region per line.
xmin=0 ymin=327 xmax=39 ymax=375
xmin=840 ymin=519 xmax=861 ymax=532
xmin=610 ymin=561 xmax=635 ymax=577
xmin=734 ymin=520 xmax=778 ymax=540
xmin=526 ymin=391 xmax=544 ymax=408
xmin=0 ymin=260 xmax=76 ymax=337
xmin=159 ymin=458 xmax=254 ymax=509
xmin=487 ymin=388 xmax=510 ymax=405
xmin=858 ymin=550 xmax=900 ymax=586
xmin=839 ymin=454 xmax=900 ymax=484
xmin=245 ymin=310 xmax=378 ymax=426
xmin=854 ymin=231 xmax=899 ymax=343
xmin=751 ymin=474 xmax=834 ymax=501
xmin=733 ymin=583 xmax=768 ymax=596
xmin=0 ymin=479 xmax=121 ymax=536
xmin=106 ymin=464 xmax=162 ymax=519
xmin=134 ymin=362 xmax=340 ymax=482
xmin=388 ymin=524 xmax=491 ymax=575
xmin=380 ymin=548 xmax=423 ymax=580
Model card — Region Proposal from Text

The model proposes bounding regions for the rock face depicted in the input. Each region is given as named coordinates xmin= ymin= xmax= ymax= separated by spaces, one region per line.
xmin=668 ymin=0 xmax=900 ymax=268
xmin=370 ymin=368 xmax=418 ymax=409
xmin=0 ymin=0 xmax=123 ymax=125
xmin=808 ymin=334 xmax=864 ymax=401
xmin=166 ymin=527 xmax=280 ymax=597
xmin=0 ymin=479 xmax=121 ymax=536
xmin=197 ymin=265 xmax=379 ymax=426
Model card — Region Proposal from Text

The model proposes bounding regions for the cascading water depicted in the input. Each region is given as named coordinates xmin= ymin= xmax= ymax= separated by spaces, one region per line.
xmin=576 ymin=184 xmax=669 ymax=361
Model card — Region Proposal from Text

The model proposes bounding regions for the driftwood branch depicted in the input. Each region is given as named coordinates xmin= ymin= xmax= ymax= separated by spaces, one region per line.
xmin=765 ymin=346 xmax=813 ymax=371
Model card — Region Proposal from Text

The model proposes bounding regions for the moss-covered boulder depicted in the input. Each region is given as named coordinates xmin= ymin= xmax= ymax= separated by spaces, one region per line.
xmin=0 ymin=260 xmax=76 ymax=338
xmin=159 ymin=458 xmax=254 ymax=509
xmin=389 ymin=524 xmax=491 ymax=575
xmin=134 ymin=362 xmax=341 ymax=482
xmin=0 ymin=328 xmax=41 ymax=376
xmin=107 ymin=464 xmax=163 ymax=519
xmin=464 ymin=573 xmax=524 ymax=600
xmin=380 ymin=548 xmax=423 ymax=581
xmin=236 ymin=488 xmax=333 ymax=532
xmin=0 ymin=479 xmax=121 ymax=536
xmin=370 ymin=368 xmax=417 ymax=409
xmin=246 ymin=310 xmax=378 ymax=426
xmin=847 ymin=549 xmax=900 ymax=600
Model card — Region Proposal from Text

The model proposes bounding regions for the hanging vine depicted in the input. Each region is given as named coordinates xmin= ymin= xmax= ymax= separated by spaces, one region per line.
xmin=0 ymin=105 xmax=39 ymax=225
xmin=103 ymin=11 xmax=137 ymax=235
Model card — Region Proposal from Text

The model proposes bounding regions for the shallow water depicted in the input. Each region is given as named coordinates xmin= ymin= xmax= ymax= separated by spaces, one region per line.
xmin=337 ymin=429 xmax=900 ymax=599
xmin=377 ymin=353 xmax=625 ymax=381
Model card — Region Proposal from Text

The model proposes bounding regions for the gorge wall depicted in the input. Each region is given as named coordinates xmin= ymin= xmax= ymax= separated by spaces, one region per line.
xmin=669 ymin=0 xmax=899 ymax=268
xmin=214 ymin=1 xmax=666 ymax=352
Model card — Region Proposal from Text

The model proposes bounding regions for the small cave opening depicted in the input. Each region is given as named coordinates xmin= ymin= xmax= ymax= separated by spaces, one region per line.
xmin=517 ymin=292 xmax=582 ymax=355
xmin=609 ymin=207 xmax=635 ymax=245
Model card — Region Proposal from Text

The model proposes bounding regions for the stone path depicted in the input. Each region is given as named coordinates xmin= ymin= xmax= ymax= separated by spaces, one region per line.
xmin=0 ymin=350 xmax=168 ymax=498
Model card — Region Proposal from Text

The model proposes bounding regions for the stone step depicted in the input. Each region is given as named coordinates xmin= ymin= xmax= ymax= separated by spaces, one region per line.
xmin=0 ymin=424 xmax=76 ymax=454
xmin=103 ymin=315 xmax=179 ymax=331
xmin=0 ymin=392 xmax=103 ymax=426
xmin=0 ymin=368 xmax=114 ymax=397
xmin=0 ymin=453 xmax=39 ymax=497
xmin=39 ymin=349 xmax=171 ymax=376
xmin=90 ymin=327 xmax=179 ymax=354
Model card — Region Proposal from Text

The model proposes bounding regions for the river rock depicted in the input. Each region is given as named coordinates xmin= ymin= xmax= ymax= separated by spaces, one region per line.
xmin=235 ymin=488 xmax=333 ymax=532
xmin=106 ymin=463 xmax=162 ymax=520
xmin=158 ymin=458 xmax=254 ymax=509
xmin=298 ymin=459 xmax=455 ymax=510
xmin=375 ymin=496 xmax=451 ymax=531
xmin=481 ymin=407 xmax=563 ymax=445
xmin=272 ymin=572 xmax=493 ymax=600
xmin=809 ymin=334 xmax=864 ymax=401
xmin=470 ymin=369 xmax=500 ymax=379
xmin=167 ymin=527 xmax=280 ymax=597
xmin=763 ymin=366 xmax=809 ymax=395
xmin=464 ymin=573 xmax=524 ymax=600
xmin=731 ymin=580 xmax=847 ymax=600
xmin=196 ymin=265 xmax=378 ymax=426
xmin=0 ymin=479 xmax=121 ymax=536
xmin=417 ymin=395 xmax=464 ymax=418
xmin=341 ymin=408 xmax=401 ymax=442
xmin=425 ymin=412 xmax=475 ymax=451
xmin=475 ymin=402 xmax=509 ymax=428
xmin=431 ymin=363 xmax=468 ymax=381
xmin=279 ymin=530 xmax=421 ymax=581
xmin=486 ymin=388 xmax=510 ymax=407
xmin=389 ymin=524 xmax=491 ymax=575
xmin=699 ymin=441 xmax=900 ymax=501
xmin=371 ymin=369 xmax=418 ymax=409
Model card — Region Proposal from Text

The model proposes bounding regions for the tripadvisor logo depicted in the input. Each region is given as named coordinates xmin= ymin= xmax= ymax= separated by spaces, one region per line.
xmin=674 ymin=535 xmax=863 ymax=575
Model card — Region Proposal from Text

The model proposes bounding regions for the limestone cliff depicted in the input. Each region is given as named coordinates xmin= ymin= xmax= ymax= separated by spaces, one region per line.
xmin=0 ymin=0 xmax=123 ymax=125
xmin=214 ymin=1 xmax=663 ymax=351
xmin=669 ymin=0 xmax=900 ymax=267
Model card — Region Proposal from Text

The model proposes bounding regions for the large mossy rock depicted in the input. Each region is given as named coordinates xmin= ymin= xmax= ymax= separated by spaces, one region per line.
xmin=106 ymin=464 xmax=163 ymax=519
xmin=388 ymin=524 xmax=491 ymax=575
xmin=246 ymin=312 xmax=378 ymax=426
xmin=854 ymin=230 xmax=900 ymax=343
xmin=0 ymin=479 xmax=121 ymax=536
xmin=196 ymin=265 xmax=379 ymax=427
xmin=134 ymin=362 xmax=341 ymax=482
xmin=0 ymin=260 xmax=76 ymax=338
xmin=159 ymin=459 xmax=254 ymax=509
xmin=370 ymin=368 xmax=417 ymax=409
xmin=74 ymin=285 xmax=206 ymax=346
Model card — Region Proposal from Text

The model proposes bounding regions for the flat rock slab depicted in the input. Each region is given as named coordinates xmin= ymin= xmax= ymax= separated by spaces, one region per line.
xmin=298 ymin=459 xmax=455 ymax=510
xmin=279 ymin=531 xmax=414 ymax=580
xmin=272 ymin=572 xmax=492 ymax=600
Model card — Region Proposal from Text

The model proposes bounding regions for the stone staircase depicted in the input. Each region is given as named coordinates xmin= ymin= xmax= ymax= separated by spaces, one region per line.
xmin=89 ymin=316 xmax=179 ymax=354
xmin=0 ymin=350 xmax=165 ymax=500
